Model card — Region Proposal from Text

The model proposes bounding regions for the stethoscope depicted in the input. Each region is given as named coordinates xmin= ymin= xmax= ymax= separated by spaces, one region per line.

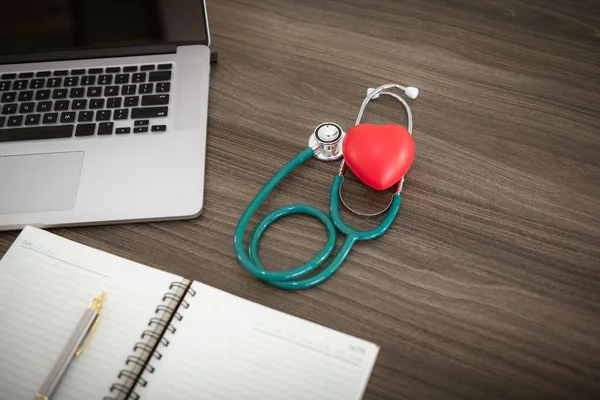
xmin=234 ymin=83 xmax=419 ymax=290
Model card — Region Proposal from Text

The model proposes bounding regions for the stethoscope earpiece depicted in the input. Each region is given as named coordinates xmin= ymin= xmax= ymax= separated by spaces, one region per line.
xmin=404 ymin=86 xmax=419 ymax=99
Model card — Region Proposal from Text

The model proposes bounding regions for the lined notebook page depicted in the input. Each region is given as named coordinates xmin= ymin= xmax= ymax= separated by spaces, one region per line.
xmin=135 ymin=281 xmax=379 ymax=400
xmin=0 ymin=226 xmax=183 ymax=400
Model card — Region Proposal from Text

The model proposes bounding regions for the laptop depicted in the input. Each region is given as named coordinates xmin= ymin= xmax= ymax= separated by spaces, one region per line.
xmin=0 ymin=0 xmax=211 ymax=231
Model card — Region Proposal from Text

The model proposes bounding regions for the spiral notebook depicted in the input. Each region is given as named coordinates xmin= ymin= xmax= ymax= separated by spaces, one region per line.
xmin=0 ymin=226 xmax=379 ymax=400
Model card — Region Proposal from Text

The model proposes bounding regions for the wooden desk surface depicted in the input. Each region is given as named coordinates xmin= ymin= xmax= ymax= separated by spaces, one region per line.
xmin=1 ymin=1 xmax=599 ymax=399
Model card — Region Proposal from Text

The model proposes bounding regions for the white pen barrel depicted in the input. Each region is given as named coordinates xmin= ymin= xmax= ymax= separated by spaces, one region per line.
xmin=35 ymin=308 xmax=98 ymax=400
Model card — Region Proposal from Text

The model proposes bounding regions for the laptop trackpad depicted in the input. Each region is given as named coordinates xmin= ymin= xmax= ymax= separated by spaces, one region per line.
xmin=0 ymin=152 xmax=83 ymax=215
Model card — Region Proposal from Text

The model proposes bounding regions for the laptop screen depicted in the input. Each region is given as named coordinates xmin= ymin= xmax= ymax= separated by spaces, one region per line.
xmin=0 ymin=0 xmax=209 ymax=58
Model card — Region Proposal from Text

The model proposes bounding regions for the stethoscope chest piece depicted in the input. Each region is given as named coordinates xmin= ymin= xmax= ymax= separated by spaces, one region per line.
xmin=309 ymin=122 xmax=345 ymax=161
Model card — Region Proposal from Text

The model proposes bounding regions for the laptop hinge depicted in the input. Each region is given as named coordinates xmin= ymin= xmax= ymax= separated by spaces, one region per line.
xmin=0 ymin=44 xmax=177 ymax=66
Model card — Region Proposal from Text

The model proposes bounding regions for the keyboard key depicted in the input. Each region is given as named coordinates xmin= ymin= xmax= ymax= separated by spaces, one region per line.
xmin=47 ymin=78 xmax=62 ymax=88
xmin=30 ymin=79 xmax=45 ymax=89
xmin=123 ymin=66 xmax=138 ymax=72
xmin=0 ymin=81 xmax=10 ymax=91
xmin=134 ymin=120 xmax=149 ymax=126
xmin=7 ymin=115 xmax=23 ymax=127
xmin=54 ymin=100 xmax=70 ymax=111
xmin=88 ymin=68 xmax=103 ymax=74
xmin=15 ymin=72 xmax=33 ymax=82
xmin=25 ymin=114 xmax=41 ymax=125
xmin=71 ymin=69 xmax=86 ymax=75
xmin=98 ymin=122 xmax=114 ymax=135
xmin=4 ymin=113 xmax=17 ymax=126
xmin=116 ymin=127 xmax=131 ymax=134
xmin=131 ymin=106 xmax=168 ymax=119
xmin=114 ymin=109 xmax=129 ymax=120
xmin=156 ymin=82 xmax=170 ymax=93
xmin=134 ymin=126 xmax=148 ymax=133
xmin=140 ymin=65 xmax=155 ymax=71
xmin=151 ymin=125 xmax=167 ymax=132
xmin=1 ymin=73 xmax=16 ymax=79
xmin=1 ymin=92 xmax=16 ymax=102
xmin=17 ymin=91 xmax=33 ymax=101
xmin=78 ymin=111 xmax=94 ymax=122
xmin=122 ymin=85 xmax=136 ymax=95
xmin=0 ymin=116 xmax=4 ymax=127
xmin=53 ymin=70 xmax=68 ymax=76
xmin=75 ymin=123 xmax=96 ymax=136
xmin=36 ymin=71 xmax=51 ymax=77
xmin=37 ymin=102 xmax=52 ymax=112
xmin=157 ymin=63 xmax=173 ymax=70
xmin=52 ymin=88 xmax=68 ymax=99
xmin=2 ymin=104 xmax=17 ymax=114
xmin=19 ymin=102 xmax=34 ymax=113
xmin=99 ymin=75 xmax=113 ymax=85
xmin=107 ymin=97 xmax=122 ymax=108
xmin=106 ymin=67 xmax=121 ymax=73
xmin=96 ymin=110 xmax=111 ymax=121
xmin=142 ymin=94 xmax=169 ymax=106
xmin=69 ymin=87 xmax=85 ymax=98
xmin=90 ymin=98 xmax=105 ymax=109
xmin=82 ymin=76 xmax=96 ymax=86
xmin=0 ymin=125 xmax=73 ymax=142
xmin=43 ymin=112 xmax=58 ymax=124
xmin=60 ymin=111 xmax=76 ymax=123
xmin=72 ymin=99 xmax=87 ymax=110
xmin=35 ymin=90 xmax=51 ymax=100
xmin=140 ymin=84 xmax=153 ymax=94
xmin=115 ymin=74 xmax=129 ymax=84
xmin=13 ymin=80 xmax=28 ymax=90
xmin=125 ymin=96 xmax=139 ymax=107
xmin=104 ymin=86 xmax=119 ymax=96
xmin=132 ymin=73 xmax=146 ymax=83
xmin=87 ymin=87 xmax=102 ymax=97
xmin=64 ymin=76 xmax=79 ymax=86
xmin=149 ymin=71 xmax=171 ymax=82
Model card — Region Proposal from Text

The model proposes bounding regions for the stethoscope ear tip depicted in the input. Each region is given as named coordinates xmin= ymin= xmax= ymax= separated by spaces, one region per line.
xmin=367 ymin=88 xmax=380 ymax=100
xmin=405 ymin=87 xmax=419 ymax=99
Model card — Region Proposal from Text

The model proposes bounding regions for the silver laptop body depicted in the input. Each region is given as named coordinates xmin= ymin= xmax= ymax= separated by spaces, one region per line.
xmin=0 ymin=0 xmax=211 ymax=231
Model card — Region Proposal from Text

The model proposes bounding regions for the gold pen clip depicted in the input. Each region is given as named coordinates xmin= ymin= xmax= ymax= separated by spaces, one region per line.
xmin=76 ymin=291 xmax=105 ymax=357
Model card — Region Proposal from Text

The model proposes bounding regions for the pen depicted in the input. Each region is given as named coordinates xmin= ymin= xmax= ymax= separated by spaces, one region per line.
xmin=35 ymin=291 xmax=105 ymax=400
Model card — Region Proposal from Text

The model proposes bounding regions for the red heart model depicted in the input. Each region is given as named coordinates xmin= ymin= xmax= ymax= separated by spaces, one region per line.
xmin=342 ymin=123 xmax=415 ymax=190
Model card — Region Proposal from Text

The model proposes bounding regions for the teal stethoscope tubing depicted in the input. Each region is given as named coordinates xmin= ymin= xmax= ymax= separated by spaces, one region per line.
xmin=233 ymin=147 xmax=402 ymax=290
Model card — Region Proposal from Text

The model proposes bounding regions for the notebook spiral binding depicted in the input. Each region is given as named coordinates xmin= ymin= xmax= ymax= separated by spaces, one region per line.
xmin=103 ymin=280 xmax=195 ymax=400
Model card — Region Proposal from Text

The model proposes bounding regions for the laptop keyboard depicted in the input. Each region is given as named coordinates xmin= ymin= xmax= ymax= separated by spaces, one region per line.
xmin=0 ymin=64 xmax=172 ymax=143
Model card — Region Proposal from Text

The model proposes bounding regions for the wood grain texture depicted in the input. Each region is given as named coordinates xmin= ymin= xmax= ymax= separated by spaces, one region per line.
xmin=1 ymin=0 xmax=600 ymax=399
